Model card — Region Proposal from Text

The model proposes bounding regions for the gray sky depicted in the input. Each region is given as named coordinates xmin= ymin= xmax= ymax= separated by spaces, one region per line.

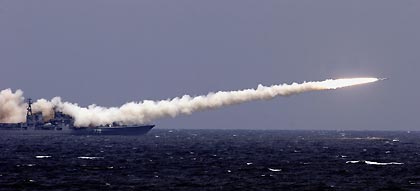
xmin=1 ymin=1 xmax=419 ymax=130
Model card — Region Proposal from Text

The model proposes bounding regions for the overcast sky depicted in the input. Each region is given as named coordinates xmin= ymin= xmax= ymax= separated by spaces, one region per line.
xmin=1 ymin=1 xmax=419 ymax=130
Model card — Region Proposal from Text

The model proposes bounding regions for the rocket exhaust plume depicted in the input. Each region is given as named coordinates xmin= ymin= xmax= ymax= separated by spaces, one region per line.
xmin=0 ymin=78 xmax=379 ymax=127
xmin=0 ymin=89 xmax=26 ymax=123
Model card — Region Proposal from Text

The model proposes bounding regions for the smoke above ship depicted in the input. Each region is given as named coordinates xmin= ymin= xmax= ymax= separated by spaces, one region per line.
xmin=0 ymin=78 xmax=380 ymax=127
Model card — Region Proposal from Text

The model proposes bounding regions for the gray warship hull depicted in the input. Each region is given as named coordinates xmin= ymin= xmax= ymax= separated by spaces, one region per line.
xmin=72 ymin=125 xmax=155 ymax=135
xmin=0 ymin=98 xmax=155 ymax=136
xmin=0 ymin=125 xmax=155 ymax=136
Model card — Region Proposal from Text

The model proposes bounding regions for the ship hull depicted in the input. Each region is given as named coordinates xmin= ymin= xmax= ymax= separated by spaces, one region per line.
xmin=72 ymin=125 xmax=155 ymax=135
xmin=0 ymin=99 xmax=154 ymax=136
xmin=0 ymin=125 xmax=155 ymax=136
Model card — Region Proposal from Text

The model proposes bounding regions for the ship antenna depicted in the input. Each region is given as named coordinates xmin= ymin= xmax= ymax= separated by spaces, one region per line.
xmin=27 ymin=98 xmax=33 ymax=116
xmin=26 ymin=98 xmax=35 ymax=127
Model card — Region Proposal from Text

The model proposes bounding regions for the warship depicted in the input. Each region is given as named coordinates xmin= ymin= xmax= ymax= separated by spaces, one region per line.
xmin=0 ymin=99 xmax=154 ymax=135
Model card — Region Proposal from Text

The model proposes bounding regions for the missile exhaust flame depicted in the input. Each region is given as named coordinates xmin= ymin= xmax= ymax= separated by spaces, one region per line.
xmin=0 ymin=77 xmax=380 ymax=127
xmin=314 ymin=78 xmax=379 ymax=90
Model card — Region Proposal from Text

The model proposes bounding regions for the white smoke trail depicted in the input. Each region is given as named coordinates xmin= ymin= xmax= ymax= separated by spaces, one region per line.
xmin=0 ymin=78 xmax=378 ymax=126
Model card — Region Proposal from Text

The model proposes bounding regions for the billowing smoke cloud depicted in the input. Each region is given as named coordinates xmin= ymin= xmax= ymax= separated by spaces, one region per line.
xmin=0 ymin=89 xmax=27 ymax=123
xmin=0 ymin=78 xmax=378 ymax=127
xmin=31 ymin=98 xmax=55 ymax=121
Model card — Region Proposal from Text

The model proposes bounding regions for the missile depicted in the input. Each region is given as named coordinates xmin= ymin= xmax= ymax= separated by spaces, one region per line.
xmin=379 ymin=78 xmax=388 ymax=81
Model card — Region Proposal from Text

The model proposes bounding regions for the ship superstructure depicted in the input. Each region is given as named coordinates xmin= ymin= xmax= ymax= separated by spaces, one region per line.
xmin=0 ymin=98 xmax=154 ymax=135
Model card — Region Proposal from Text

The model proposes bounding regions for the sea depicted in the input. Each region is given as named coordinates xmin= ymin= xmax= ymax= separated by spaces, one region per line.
xmin=1 ymin=129 xmax=419 ymax=191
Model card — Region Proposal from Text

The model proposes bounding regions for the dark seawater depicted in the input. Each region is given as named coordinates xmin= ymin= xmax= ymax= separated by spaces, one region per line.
xmin=1 ymin=130 xmax=420 ymax=191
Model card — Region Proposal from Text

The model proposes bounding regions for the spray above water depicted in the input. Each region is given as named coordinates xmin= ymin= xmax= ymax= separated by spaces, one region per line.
xmin=0 ymin=78 xmax=381 ymax=127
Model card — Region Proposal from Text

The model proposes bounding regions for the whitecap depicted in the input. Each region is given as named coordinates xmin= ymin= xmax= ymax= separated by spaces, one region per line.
xmin=339 ymin=137 xmax=386 ymax=140
xmin=35 ymin=156 xmax=51 ymax=159
xmin=268 ymin=168 xmax=282 ymax=172
xmin=346 ymin=161 xmax=362 ymax=164
xmin=365 ymin=161 xmax=403 ymax=165
xmin=77 ymin=156 xmax=104 ymax=160
xmin=346 ymin=160 xmax=403 ymax=165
